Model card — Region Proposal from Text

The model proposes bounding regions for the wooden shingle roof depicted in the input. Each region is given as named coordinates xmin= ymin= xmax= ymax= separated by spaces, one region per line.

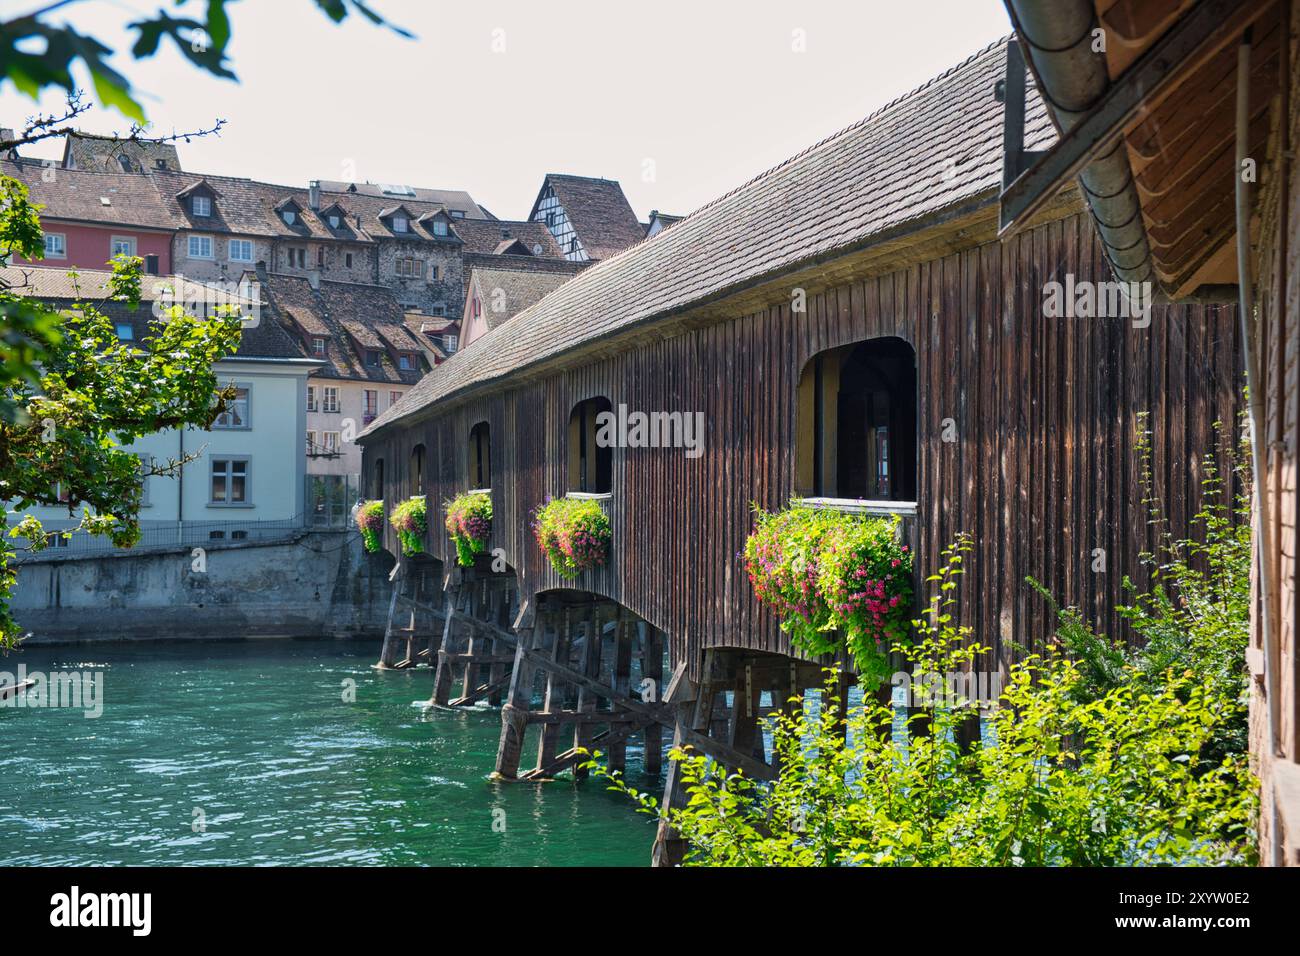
xmin=362 ymin=38 xmax=1053 ymax=439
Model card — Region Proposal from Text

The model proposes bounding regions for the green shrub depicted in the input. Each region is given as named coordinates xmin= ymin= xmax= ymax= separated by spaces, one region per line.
xmin=1031 ymin=414 xmax=1251 ymax=770
xmin=355 ymin=500 xmax=384 ymax=553
xmin=534 ymin=496 xmax=612 ymax=579
xmin=743 ymin=503 xmax=912 ymax=687
xmin=592 ymin=536 xmax=1257 ymax=867
xmin=388 ymin=496 xmax=428 ymax=556
xmin=444 ymin=491 xmax=491 ymax=566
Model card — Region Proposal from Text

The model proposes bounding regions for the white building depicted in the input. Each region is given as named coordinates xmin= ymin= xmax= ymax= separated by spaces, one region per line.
xmin=3 ymin=267 xmax=318 ymax=549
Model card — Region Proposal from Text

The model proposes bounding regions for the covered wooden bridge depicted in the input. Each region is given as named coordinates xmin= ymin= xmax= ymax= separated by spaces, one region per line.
xmin=356 ymin=38 xmax=1242 ymax=864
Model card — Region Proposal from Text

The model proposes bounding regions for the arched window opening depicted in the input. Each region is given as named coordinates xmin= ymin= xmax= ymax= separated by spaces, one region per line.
xmin=410 ymin=443 xmax=425 ymax=496
xmin=372 ymin=457 xmax=385 ymax=501
xmin=568 ymin=396 xmax=613 ymax=494
xmin=797 ymin=337 xmax=916 ymax=502
xmin=469 ymin=422 xmax=491 ymax=489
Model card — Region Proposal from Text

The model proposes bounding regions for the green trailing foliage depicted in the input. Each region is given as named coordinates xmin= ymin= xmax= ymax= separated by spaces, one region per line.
xmin=355 ymin=500 xmax=384 ymax=553
xmin=533 ymin=496 xmax=612 ymax=580
xmin=444 ymin=491 xmax=491 ymax=567
xmin=742 ymin=503 xmax=912 ymax=687
xmin=388 ymin=495 xmax=427 ymax=556
xmin=1 ymin=174 xmax=242 ymax=650
xmin=589 ymin=536 xmax=1256 ymax=867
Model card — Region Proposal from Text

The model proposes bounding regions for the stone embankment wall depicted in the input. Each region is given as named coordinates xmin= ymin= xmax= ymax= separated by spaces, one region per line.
xmin=11 ymin=530 xmax=393 ymax=643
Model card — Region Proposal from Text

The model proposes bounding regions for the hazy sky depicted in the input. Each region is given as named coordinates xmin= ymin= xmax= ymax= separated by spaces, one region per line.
xmin=0 ymin=0 xmax=1014 ymax=222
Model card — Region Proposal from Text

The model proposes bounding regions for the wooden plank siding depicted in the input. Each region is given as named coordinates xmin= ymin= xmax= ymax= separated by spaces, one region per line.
xmin=363 ymin=211 xmax=1241 ymax=682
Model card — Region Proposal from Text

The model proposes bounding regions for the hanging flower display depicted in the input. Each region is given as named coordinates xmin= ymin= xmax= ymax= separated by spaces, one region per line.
xmin=533 ymin=496 xmax=612 ymax=580
xmin=356 ymin=500 xmax=385 ymax=553
xmin=389 ymin=495 xmax=428 ymax=556
xmin=444 ymin=491 xmax=492 ymax=566
xmin=742 ymin=503 xmax=912 ymax=686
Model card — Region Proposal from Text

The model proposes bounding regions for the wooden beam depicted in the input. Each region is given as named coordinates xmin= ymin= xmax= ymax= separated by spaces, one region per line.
xmin=449 ymin=672 xmax=512 ymax=708
xmin=520 ymin=647 xmax=775 ymax=780
xmin=521 ymin=717 xmax=655 ymax=781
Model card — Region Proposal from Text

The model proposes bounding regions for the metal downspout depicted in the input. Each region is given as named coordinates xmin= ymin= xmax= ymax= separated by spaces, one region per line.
xmin=1005 ymin=0 xmax=1154 ymax=285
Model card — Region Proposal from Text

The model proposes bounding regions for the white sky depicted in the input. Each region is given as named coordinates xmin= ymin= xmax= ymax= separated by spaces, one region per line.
xmin=0 ymin=0 xmax=1014 ymax=221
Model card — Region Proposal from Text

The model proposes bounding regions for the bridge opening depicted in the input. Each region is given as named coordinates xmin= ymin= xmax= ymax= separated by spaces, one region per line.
xmin=410 ymin=443 xmax=425 ymax=497
xmin=568 ymin=396 xmax=613 ymax=494
xmin=468 ymin=421 xmax=491 ymax=489
xmin=797 ymin=336 xmax=917 ymax=502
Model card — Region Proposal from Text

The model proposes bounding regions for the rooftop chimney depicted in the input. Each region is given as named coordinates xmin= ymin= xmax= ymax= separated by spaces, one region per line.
xmin=308 ymin=180 xmax=321 ymax=211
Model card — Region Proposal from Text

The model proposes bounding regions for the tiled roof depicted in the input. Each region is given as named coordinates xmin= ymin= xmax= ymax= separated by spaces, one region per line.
xmin=148 ymin=169 xmax=371 ymax=242
xmin=315 ymin=180 xmax=489 ymax=219
xmin=62 ymin=132 xmax=181 ymax=173
xmin=375 ymin=322 xmax=422 ymax=352
xmin=403 ymin=313 xmax=456 ymax=361
xmin=644 ymin=211 xmax=683 ymax=234
xmin=467 ymin=265 xmax=578 ymax=334
xmin=261 ymin=272 xmax=424 ymax=385
xmin=452 ymin=218 xmax=565 ymax=257
xmin=536 ymin=173 xmax=644 ymax=260
xmin=340 ymin=317 xmax=383 ymax=349
xmin=0 ymin=264 xmax=306 ymax=360
xmin=1 ymin=158 xmax=177 ymax=230
xmin=363 ymin=38 xmax=1053 ymax=438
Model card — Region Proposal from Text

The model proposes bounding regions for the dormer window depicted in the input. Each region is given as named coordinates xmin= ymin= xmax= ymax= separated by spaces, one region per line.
xmin=193 ymin=195 xmax=211 ymax=217
xmin=450 ymin=210 xmax=465 ymax=219
xmin=117 ymin=155 xmax=132 ymax=173
xmin=328 ymin=214 xmax=340 ymax=229
xmin=399 ymin=353 xmax=413 ymax=370
xmin=283 ymin=210 xmax=296 ymax=225
xmin=432 ymin=219 xmax=448 ymax=237
xmin=312 ymin=336 xmax=326 ymax=356
xmin=366 ymin=350 xmax=382 ymax=367
xmin=392 ymin=216 xmax=408 ymax=233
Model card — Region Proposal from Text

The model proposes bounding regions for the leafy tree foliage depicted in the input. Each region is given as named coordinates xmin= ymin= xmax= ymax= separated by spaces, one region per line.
xmin=1 ymin=172 xmax=241 ymax=648
xmin=0 ymin=0 xmax=409 ymax=130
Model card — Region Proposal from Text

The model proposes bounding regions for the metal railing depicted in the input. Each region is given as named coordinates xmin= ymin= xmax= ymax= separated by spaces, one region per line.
xmin=13 ymin=475 xmax=365 ymax=561
xmin=18 ymin=514 xmax=312 ymax=560
xmin=306 ymin=474 xmax=362 ymax=528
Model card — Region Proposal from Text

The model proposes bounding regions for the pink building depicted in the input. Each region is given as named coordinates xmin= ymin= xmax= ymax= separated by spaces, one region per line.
xmin=2 ymin=159 xmax=175 ymax=273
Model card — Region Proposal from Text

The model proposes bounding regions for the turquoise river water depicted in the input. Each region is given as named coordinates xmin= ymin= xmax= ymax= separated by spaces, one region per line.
xmin=0 ymin=640 xmax=658 ymax=866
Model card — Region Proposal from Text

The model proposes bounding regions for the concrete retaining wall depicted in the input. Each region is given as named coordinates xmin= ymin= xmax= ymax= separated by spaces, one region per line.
xmin=10 ymin=530 xmax=394 ymax=643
